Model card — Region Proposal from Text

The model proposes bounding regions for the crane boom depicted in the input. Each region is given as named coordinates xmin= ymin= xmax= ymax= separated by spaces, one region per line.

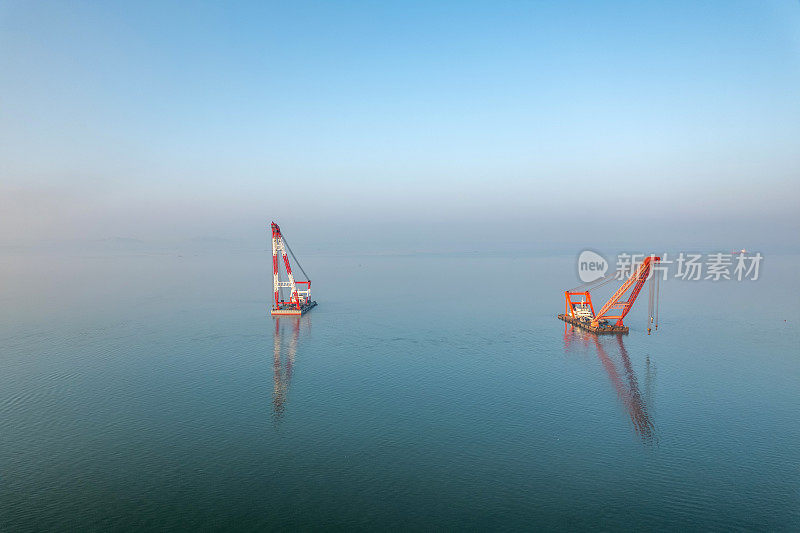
xmin=270 ymin=222 xmax=316 ymax=316
xmin=592 ymin=256 xmax=658 ymax=327
xmin=561 ymin=255 xmax=661 ymax=333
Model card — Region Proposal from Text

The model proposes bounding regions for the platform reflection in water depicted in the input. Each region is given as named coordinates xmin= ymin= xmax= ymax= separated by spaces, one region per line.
xmin=272 ymin=316 xmax=310 ymax=420
xmin=564 ymin=325 xmax=657 ymax=444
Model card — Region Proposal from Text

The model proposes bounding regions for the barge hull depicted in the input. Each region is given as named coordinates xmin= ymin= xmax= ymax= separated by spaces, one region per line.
xmin=558 ymin=313 xmax=628 ymax=334
xmin=271 ymin=301 xmax=317 ymax=316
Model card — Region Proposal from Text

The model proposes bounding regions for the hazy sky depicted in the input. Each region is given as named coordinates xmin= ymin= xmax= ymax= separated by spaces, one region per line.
xmin=1 ymin=1 xmax=799 ymax=252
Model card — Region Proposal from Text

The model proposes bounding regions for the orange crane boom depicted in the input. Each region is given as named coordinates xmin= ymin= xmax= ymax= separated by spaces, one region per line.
xmin=560 ymin=255 xmax=661 ymax=334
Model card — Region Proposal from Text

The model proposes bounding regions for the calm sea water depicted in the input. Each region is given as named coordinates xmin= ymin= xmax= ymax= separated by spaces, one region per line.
xmin=1 ymin=250 xmax=798 ymax=530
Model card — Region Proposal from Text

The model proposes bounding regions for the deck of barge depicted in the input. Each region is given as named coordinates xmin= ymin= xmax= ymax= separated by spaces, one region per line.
xmin=558 ymin=313 xmax=628 ymax=334
xmin=271 ymin=301 xmax=317 ymax=316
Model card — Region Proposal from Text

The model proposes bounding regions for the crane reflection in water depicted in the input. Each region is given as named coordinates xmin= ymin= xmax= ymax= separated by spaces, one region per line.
xmin=564 ymin=325 xmax=657 ymax=444
xmin=272 ymin=315 xmax=310 ymax=420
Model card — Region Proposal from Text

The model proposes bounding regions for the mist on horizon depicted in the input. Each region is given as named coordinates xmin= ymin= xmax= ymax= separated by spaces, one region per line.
xmin=2 ymin=1 xmax=799 ymax=254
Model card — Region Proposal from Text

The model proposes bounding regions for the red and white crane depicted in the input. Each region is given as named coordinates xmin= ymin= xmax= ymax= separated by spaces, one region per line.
xmin=560 ymin=255 xmax=661 ymax=334
xmin=270 ymin=222 xmax=316 ymax=316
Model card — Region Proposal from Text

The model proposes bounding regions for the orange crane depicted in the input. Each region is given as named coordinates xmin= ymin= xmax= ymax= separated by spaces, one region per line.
xmin=559 ymin=255 xmax=661 ymax=334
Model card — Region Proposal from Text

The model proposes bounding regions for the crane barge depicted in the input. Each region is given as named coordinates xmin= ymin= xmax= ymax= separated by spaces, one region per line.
xmin=558 ymin=255 xmax=661 ymax=334
xmin=270 ymin=222 xmax=317 ymax=316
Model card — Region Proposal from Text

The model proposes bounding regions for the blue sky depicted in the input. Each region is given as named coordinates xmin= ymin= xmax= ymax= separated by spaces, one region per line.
xmin=1 ymin=1 xmax=799 ymax=251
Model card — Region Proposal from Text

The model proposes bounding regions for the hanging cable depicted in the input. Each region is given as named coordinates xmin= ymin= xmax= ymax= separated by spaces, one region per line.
xmin=655 ymin=269 xmax=660 ymax=330
xmin=647 ymin=269 xmax=654 ymax=334
xmin=568 ymin=270 xmax=620 ymax=293
xmin=569 ymin=272 xmax=614 ymax=292
xmin=282 ymin=236 xmax=310 ymax=281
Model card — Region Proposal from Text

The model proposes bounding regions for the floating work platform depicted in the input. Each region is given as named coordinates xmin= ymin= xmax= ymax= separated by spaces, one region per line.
xmin=269 ymin=221 xmax=316 ymax=318
xmin=271 ymin=301 xmax=317 ymax=317
xmin=558 ymin=313 xmax=628 ymax=334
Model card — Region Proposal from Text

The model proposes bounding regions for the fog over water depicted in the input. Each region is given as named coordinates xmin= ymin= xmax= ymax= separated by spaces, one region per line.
xmin=1 ymin=1 xmax=799 ymax=254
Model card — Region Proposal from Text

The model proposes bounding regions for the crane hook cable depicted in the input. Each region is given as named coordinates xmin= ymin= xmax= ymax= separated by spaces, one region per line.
xmin=568 ymin=270 xmax=620 ymax=293
xmin=655 ymin=268 xmax=660 ymax=329
xmin=282 ymin=236 xmax=310 ymax=282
